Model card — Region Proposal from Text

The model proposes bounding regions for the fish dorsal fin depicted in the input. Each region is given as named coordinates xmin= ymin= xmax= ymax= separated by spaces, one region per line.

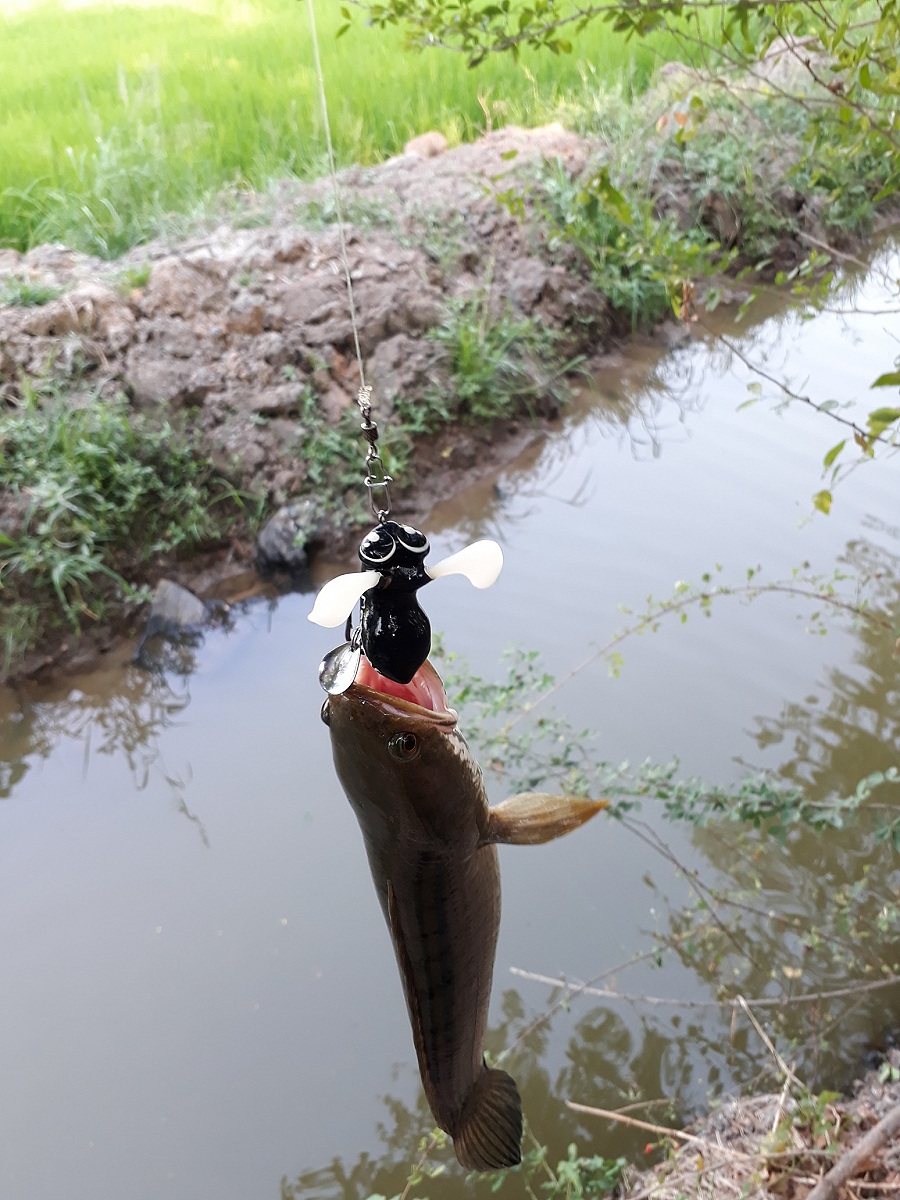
xmin=453 ymin=1064 xmax=523 ymax=1171
xmin=483 ymin=793 xmax=608 ymax=846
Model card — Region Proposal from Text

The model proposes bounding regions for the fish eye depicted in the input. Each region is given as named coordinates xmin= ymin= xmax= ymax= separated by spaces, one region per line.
xmin=395 ymin=524 xmax=429 ymax=555
xmin=360 ymin=527 xmax=396 ymax=564
xmin=320 ymin=699 xmax=331 ymax=726
xmin=388 ymin=732 xmax=420 ymax=761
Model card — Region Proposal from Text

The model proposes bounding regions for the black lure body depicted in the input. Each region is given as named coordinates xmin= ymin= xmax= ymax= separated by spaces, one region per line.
xmin=358 ymin=521 xmax=432 ymax=684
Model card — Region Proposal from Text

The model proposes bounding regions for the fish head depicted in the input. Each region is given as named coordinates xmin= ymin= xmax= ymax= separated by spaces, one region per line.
xmin=322 ymin=654 xmax=485 ymax=837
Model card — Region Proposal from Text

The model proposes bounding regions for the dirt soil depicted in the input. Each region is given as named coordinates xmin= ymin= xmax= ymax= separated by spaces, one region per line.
xmin=0 ymin=124 xmax=609 ymax=505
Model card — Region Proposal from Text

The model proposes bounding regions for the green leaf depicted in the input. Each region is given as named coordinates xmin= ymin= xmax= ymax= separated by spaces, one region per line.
xmin=868 ymin=407 xmax=900 ymax=427
xmin=871 ymin=374 xmax=900 ymax=389
xmin=822 ymin=440 xmax=845 ymax=469
xmin=812 ymin=489 xmax=832 ymax=515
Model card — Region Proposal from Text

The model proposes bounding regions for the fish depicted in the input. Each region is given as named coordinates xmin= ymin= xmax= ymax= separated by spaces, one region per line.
xmin=321 ymin=653 xmax=606 ymax=1172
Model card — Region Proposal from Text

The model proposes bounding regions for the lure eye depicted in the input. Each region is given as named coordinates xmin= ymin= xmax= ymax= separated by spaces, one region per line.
xmin=320 ymin=699 xmax=331 ymax=726
xmin=360 ymin=527 xmax=396 ymax=565
xmin=388 ymin=732 xmax=420 ymax=761
xmin=395 ymin=524 xmax=429 ymax=555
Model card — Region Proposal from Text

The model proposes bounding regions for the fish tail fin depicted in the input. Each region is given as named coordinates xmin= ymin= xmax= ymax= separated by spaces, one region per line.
xmin=452 ymin=1065 xmax=523 ymax=1172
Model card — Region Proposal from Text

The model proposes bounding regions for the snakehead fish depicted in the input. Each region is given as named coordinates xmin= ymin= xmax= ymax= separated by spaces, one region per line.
xmin=322 ymin=654 xmax=606 ymax=1171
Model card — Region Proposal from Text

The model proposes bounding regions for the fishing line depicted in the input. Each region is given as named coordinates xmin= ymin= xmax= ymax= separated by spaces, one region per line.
xmin=305 ymin=0 xmax=393 ymax=520
xmin=305 ymin=0 xmax=364 ymax=387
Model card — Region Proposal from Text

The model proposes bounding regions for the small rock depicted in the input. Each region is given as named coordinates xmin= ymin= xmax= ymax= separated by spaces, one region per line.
xmin=135 ymin=579 xmax=209 ymax=670
xmin=246 ymin=384 xmax=303 ymax=417
xmin=256 ymin=499 xmax=325 ymax=575
xmin=505 ymin=257 xmax=549 ymax=313
xmin=147 ymin=579 xmax=207 ymax=631
xmin=319 ymin=380 xmax=351 ymax=423
xmin=125 ymin=351 xmax=215 ymax=409
xmin=404 ymin=131 xmax=448 ymax=158
xmin=226 ymin=292 xmax=267 ymax=336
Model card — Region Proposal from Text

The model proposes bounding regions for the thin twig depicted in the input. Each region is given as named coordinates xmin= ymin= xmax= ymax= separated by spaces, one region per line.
xmin=397 ymin=1131 xmax=442 ymax=1200
xmin=565 ymin=1100 xmax=713 ymax=1148
xmin=504 ymin=576 xmax=893 ymax=730
xmin=509 ymin=967 xmax=900 ymax=1010
xmin=735 ymin=995 xmax=803 ymax=1089
xmin=701 ymin=322 xmax=896 ymax=449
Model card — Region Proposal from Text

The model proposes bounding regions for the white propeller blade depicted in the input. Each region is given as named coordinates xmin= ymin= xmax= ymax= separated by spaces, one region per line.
xmin=426 ymin=540 xmax=503 ymax=589
xmin=308 ymin=569 xmax=380 ymax=628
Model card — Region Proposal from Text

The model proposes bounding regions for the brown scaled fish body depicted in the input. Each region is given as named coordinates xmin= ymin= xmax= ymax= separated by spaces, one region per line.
xmin=323 ymin=655 xmax=606 ymax=1172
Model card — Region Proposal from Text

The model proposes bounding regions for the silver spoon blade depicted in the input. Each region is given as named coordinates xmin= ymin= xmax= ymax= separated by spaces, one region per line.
xmin=318 ymin=642 xmax=361 ymax=695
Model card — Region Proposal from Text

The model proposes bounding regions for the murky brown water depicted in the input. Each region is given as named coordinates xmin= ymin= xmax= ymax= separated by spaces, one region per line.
xmin=2 ymin=248 xmax=899 ymax=1199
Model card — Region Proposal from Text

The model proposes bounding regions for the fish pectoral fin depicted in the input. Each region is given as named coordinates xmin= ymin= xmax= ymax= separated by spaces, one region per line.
xmin=483 ymin=792 xmax=608 ymax=846
xmin=453 ymin=1064 xmax=522 ymax=1171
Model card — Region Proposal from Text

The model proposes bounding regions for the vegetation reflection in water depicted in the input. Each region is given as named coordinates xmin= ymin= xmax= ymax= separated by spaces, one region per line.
xmin=0 ymin=661 xmax=208 ymax=837
xmin=289 ymin=533 xmax=898 ymax=1199
xmin=3 ymin=528 xmax=896 ymax=1196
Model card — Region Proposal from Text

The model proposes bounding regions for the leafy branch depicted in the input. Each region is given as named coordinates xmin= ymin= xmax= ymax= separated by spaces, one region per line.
xmin=436 ymin=561 xmax=900 ymax=844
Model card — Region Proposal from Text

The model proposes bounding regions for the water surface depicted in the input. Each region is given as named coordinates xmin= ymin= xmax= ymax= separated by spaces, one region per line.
xmin=1 ymin=248 xmax=898 ymax=1199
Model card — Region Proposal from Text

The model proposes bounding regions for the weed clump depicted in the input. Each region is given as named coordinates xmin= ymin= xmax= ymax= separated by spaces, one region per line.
xmin=0 ymin=384 xmax=239 ymax=670
xmin=0 ymin=277 xmax=63 ymax=307
xmin=392 ymin=290 xmax=576 ymax=436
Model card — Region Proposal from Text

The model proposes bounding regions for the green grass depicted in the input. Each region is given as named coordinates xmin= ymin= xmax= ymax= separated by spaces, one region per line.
xmin=420 ymin=287 xmax=576 ymax=423
xmin=0 ymin=383 xmax=240 ymax=668
xmin=0 ymin=0 xmax=686 ymax=256
xmin=0 ymin=275 xmax=63 ymax=306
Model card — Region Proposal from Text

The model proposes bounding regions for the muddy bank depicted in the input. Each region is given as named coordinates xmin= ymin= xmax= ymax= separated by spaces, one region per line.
xmin=0 ymin=88 xmax=885 ymax=682
xmin=0 ymin=124 xmax=608 ymax=503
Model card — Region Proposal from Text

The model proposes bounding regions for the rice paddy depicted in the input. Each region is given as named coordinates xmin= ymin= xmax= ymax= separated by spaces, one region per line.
xmin=0 ymin=0 xmax=683 ymax=254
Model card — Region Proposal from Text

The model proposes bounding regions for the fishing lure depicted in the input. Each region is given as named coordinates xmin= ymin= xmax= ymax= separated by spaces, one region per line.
xmin=308 ymin=518 xmax=503 ymax=691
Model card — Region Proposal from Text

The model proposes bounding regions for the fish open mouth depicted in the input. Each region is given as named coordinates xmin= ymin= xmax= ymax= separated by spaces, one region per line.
xmin=354 ymin=655 xmax=455 ymax=719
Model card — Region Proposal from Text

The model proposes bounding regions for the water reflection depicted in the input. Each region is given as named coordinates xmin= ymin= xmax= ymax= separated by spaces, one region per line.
xmin=0 ymin=662 xmax=194 ymax=808
xmin=286 ymin=521 xmax=900 ymax=1196
xmin=752 ymin=531 xmax=900 ymax=797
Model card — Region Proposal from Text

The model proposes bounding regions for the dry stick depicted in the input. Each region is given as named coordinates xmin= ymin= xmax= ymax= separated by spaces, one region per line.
xmin=796 ymin=230 xmax=872 ymax=271
xmin=735 ymin=994 xmax=803 ymax=1090
xmin=509 ymin=967 xmax=900 ymax=1011
xmin=565 ymin=1101 xmax=714 ymax=1150
xmin=805 ymin=1103 xmax=900 ymax=1200
xmin=497 ymin=925 xmax=717 ymax=1064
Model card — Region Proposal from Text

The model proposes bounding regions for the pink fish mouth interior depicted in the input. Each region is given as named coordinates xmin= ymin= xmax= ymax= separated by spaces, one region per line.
xmin=355 ymin=655 xmax=448 ymax=713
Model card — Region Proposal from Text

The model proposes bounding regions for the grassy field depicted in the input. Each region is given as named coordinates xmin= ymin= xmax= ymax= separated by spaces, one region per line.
xmin=0 ymin=0 xmax=683 ymax=255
